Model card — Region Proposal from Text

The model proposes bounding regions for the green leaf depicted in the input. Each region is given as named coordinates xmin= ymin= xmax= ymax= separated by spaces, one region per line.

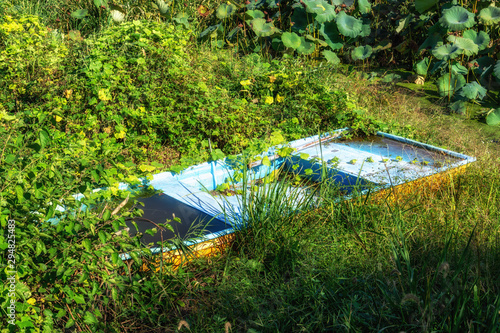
xmin=82 ymin=239 xmax=92 ymax=252
xmin=303 ymin=0 xmax=336 ymax=23
xmin=216 ymin=3 xmax=236 ymax=19
xmin=281 ymin=32 xmax=301 ymax=49
xmin=414 ymin=57 xmax=430 ymax=76
xmin=358 ymin=0 xmax=371 ymax=15
xmin=145 ymin=228 xmax=157 ymax=236
xmin=297 ymin=37 xmax=315 ymax=55
xmin=94 ymin=0 xmax=108 ymax=8
xmin=478 ymin=6 xmax=500 ymax=25
xmin=98 ymin=231 xmax=107 ymax=244
xmin=262 ymin=156 xmax=271 ymax=166
xmin=84 ymin=311 xmax=98 ymax=325
xmin=102 ymin=209 xmax=111 ymax=221
xmin=246 ymin=10 xmax=265 ymax=19
xmin=462 ymin=30 xmax=490 ymax=51
xmin=73 ymin=294 xmax=86 ymax=304
xmin=35 ymin=240 xmax=44 ymax=256
xmin=71 ymin=9 xmax=88 ymax=19
xmin=436 ymin=74 xmax=465 ymax=98
xmin=319 ymin=22 xmax=344 ymax=50
xmin=447 ymin=36 xmax=478 ymax=56
xmin=336 ymin=12 xmax=362 ymax=38
xmin=451 ymin=62 xmax=468 ymax=75
xmin=459 ymin=82 xmax=487 ymax=100
xmin=351 ymin=45 xmax=372 ymax=61
xmin=300 ymin=153 xmax=310 ymax=160
xmin=4 ymin=154 xmax=16 ymax=164
xmin=432 ymin=43 xmax=461 ymax=61
xmin=15 ymin=185 xmax=24 ymax=203
xmin=486 ymin=108 xmax=500 ymax=126
xmin=65 ymin=319 xmax=75 ymax=329
xmin=439 ymin=6 xmax=475 ymax=31
xmin=322 ymin=50 xmax=340 ymax=65
xmin=415 ymin=0 xmax=438 ymax=14
xmin=39 ymin=129 xmax=50 ymax=149
xmin=251 ymin=18 xmax=278 ymax=37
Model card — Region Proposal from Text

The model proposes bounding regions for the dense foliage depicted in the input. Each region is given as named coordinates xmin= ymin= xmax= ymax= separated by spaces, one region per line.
xmin=0 ymin=1 xmax=499 ymax=331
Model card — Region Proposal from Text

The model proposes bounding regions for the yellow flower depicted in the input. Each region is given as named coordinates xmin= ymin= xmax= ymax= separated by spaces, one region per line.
xmin=265 ymin=96 xmax=274 ymax=105
xmin=64 ymin=89 xmax=73 ymax=99
xmin=276 ymin=94 xmax=285 ymax=103
xmin=27 ymin=298 xmax=36 ymax=306
xmin=55 ymin=115 xmax=63 ymax=122
xmin=114 ymin=130 xmax=126 ymax=139
xmin=268 ymin=75 xmax=276 ymax=83
xmin=240 ymin=79 xmax=252 ymax=87
xmin=98 ymin=89 xmax=111 ymax=101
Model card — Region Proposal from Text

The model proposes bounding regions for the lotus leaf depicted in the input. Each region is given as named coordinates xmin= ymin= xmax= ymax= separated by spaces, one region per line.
xmin=291 ymin=8 xmax=310 ymax=33
xmin=281 ymin=32 xmax=301 ymax=49
xmin=358 ymin=0 xmax=371 ymax=14
xmin=418 ymin=33 xmax=441 ymax=51
xmin=173 ymin=13 xmax=189 ymax=28
xmin=71 ymin=9 xmax=88 ymax=19
xmin=351 ymin=45 xmax=372 ymax=61
xmin=332 ymin=0 xmax=354 ymax=5
xmin=246 ymin=10 xmax=265 ymax=19
xmin=432 ymin=43 xmax=461 ymax=61
xmin=323 ymin=50 xmax=340 ymax=65
xmin=430 ymin=59 xmax=447 ymax=74
xmin=305 ymin=34 xmax=328 ymax=47
xmin=486 ymin=108 xmax=500 ymax=126
xmin=414 ymin=57 xmax=430 ymax=76
xmin=303 ymin=0 xmax=336 ymax=23
xmin=459 ymin=82 xmax=487 ymax=100
xmin=451 ymin=62 xmax=468 ymax=75
xmin=359 ymin=24 xmax=371 ymax=37
xmin=447 ymin=36 xmax=478 ymax=56
xmin=415 ymin=0 xmax=438 ymax=14
xmin=297 ymin=37 xmax=316 ymax=55
xmin=449 ymin=100 xmax=466 ymax=114
xmin=336 ymin=11 xmax=363 ymax=38
xmin=246 ymin=0 xmax=266 ymax=10
xmin=478 ymin=6 xmax=500 ymax=25
xmin=495 ymin=60 xmax=500 ymax=79
xmin=216 ymin=3 xmax=236 ymax=19
xmin=439 ymin=6 xmax=475 ymax=31
xmin=462 ymin=30 xmax=490 ymax=51
xmin=320 ymin=22 xmax=344 ymax=50
xmin=251 ymin=18 xmax=278 ymax=37
xmin=436 ymin=74 xmax=465 ymax=98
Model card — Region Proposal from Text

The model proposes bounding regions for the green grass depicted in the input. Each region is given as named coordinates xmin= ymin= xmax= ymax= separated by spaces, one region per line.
xmin=1 ymin=3 xmax=500 ymax=332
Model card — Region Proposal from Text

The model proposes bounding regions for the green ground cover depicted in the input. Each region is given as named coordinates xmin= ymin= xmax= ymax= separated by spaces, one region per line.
xmin=1 ymin=0 xmax=500 ymax=331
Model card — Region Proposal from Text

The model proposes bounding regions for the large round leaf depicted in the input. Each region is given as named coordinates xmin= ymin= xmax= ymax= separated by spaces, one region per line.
xmin=336 ymin=11 xmax=363 ymax=38
xmin=297 ymin=37 xmax=316 ymax=55
xmin=251 ymin=18 xmax=278 ymax=37
xmin=478 ymin=6 xmax=500 ymax=25
xmin=415 ymin=0 xmax=438 ymax=14
xmin=216 ymin=3 xmax=236 ymax=19
xmin=419 ymin=33 xmax=442 ymax=51
xmin=414 ymin=57 xmax=430 ymax=76
xmin=439 ymin=6 xmax=475 ymax=31
xmin=281 ymin=32 xmax=301 ymax=49
xmin=486 ymin=108 xmax=500 ymax=126
xmin=436 ymin=74 xmax=465 ymax=98
xmin=351 ymin=45 xmax=372 ymax=61
xmin=246 ymin=10 xmax=265 ymax=19
xmin=358 ymin=0 xmax=371 ymax=14
xmin=303 ymin=0 xmax=336 ymax=23
xmin=291 ymin=8 xmax=311 ymax=33
xmin=432 ymin=43 xmax=461 ymax=61
xmin=320 ymin=22 xmax=344 ymax=50
xmin=459 ymin=81 xmax=487 ymax=100
xmin=323 ymin=50 xmax=340 ymax=65
xmin=462 ymin=30 xmax=490 ymax=51
xmin=447 ymin=36 xmax=478 ymax=56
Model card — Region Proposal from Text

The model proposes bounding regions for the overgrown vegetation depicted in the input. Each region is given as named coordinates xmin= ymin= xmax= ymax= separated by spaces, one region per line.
xmin=1 ymin=0 xmax=499 ymax=331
